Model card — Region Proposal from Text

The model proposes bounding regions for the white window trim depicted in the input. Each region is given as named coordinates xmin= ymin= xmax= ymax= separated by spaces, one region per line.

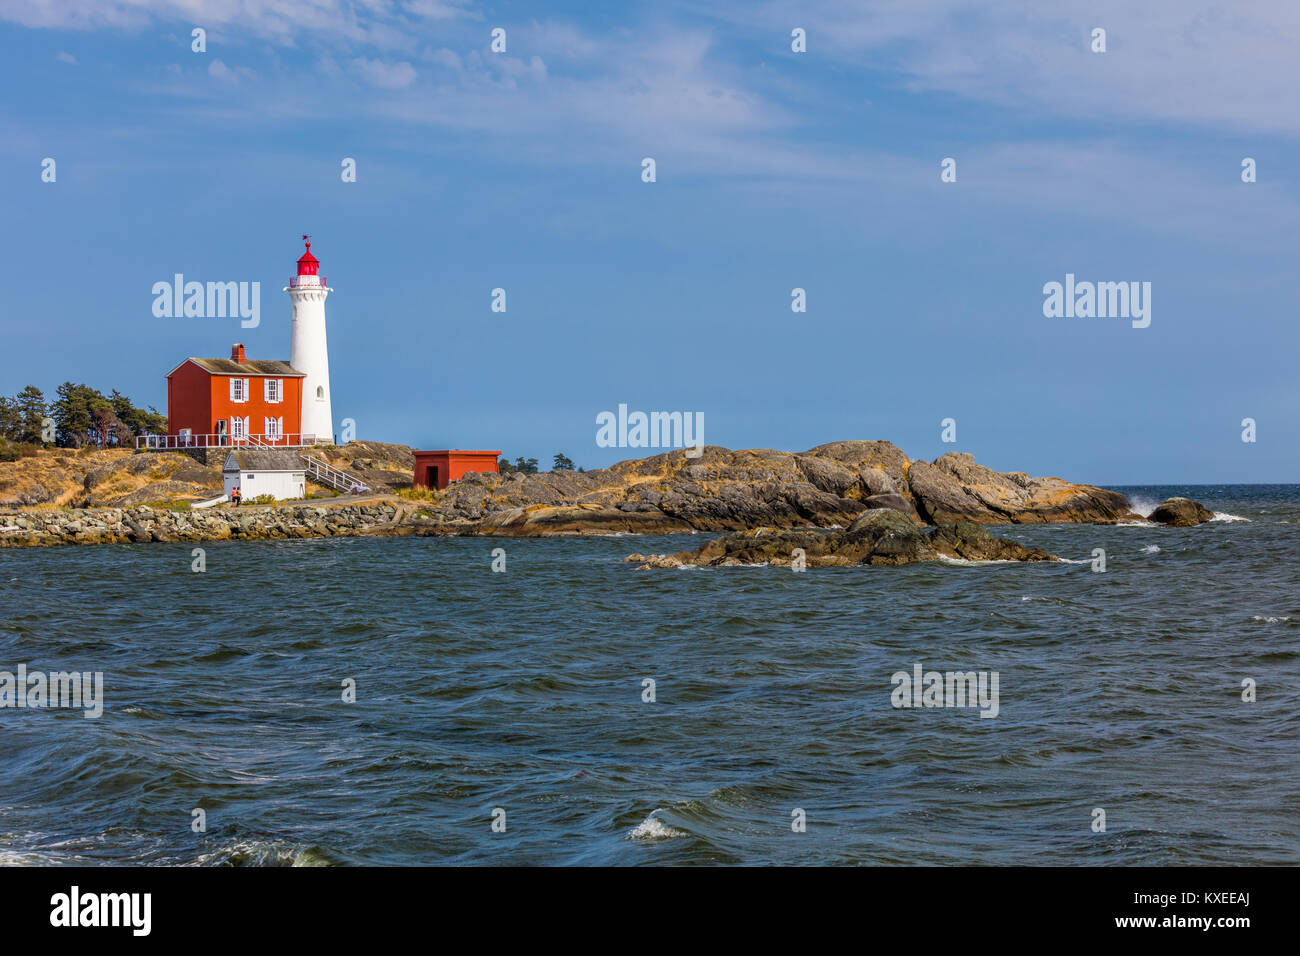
xmin=264 ymin=379 xmax=282 ymax=404
xmin=264 ymin=416 xmax=283 ymax=439
xmin=230 ymin=416 xmax=246 ymax=439
xmin=230 ymin=377 xmax=248 ymax=403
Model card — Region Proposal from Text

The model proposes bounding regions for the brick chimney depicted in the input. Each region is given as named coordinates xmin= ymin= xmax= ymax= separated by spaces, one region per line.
xmin=231 ymin=343 xmax=246 ymax=363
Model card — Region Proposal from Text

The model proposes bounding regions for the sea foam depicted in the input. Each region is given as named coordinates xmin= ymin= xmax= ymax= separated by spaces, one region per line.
xmin=627 ymin=811 xmax=688 ymax=841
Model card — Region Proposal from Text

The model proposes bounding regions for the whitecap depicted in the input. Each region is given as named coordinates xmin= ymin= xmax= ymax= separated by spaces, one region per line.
xmin=1251 ymin=615 xmax=1292 ymax=624
xmin=1127 ymin=497 xmax=1161 ymax=518
xmin=193 ymin=839 xmax=331 ymax=867
xmin=627 ymin=811 xmax=688 ymax=841
xmin=1140 ymin=544 xmax=1160 ymax=554
xmin=938 ymin=556 xmax=1017 ymax=566
xmin=1211 ymin=512 xmax=1248 ymax=522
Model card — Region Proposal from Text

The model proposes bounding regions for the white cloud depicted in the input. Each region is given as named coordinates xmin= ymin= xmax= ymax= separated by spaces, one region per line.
xmin=1 ymin=0 xmax=472 ymax=48
xmin=405 ymin=0 xmax=474 ymax=21
xmin=711 ymin=0 xmax=1300 ymax=136
xmin=55 ymin=50 xmax=77 ymax=64
xmin=207 ymin=58 xmax=256 ymax=83
xmin=423 ymin=47 xmax=461 ymax=71
xmin=352 ymin=57 xmax=417 ymax=89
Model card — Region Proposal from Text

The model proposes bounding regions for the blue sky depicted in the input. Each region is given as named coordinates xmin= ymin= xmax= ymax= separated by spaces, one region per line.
xmin=2 ymin=0 xmax=1297 ymax=483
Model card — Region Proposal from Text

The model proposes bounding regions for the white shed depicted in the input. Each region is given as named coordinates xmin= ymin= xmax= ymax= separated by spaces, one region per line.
xmin=222 ymin=449 xmax=307 ymax=502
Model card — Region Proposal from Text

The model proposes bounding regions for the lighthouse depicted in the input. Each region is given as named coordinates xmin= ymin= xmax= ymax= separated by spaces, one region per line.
xmin=285 ymin=236 xmax=334 ymax=444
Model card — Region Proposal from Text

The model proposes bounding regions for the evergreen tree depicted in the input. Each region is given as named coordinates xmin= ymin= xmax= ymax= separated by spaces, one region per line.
xmin=52 ymin=382 xmax=109 ymax=448
xmin=0 ymin=396 xmax=18 ymax=441
xmin=14 ymin=386 xmax=47 ymax=445
xmin=109 ymin=390 xmax=166 ymax=439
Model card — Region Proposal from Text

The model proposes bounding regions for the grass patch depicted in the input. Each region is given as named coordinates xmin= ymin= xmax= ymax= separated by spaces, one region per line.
xmin=395 ymin=487 xmax=437 ymax=502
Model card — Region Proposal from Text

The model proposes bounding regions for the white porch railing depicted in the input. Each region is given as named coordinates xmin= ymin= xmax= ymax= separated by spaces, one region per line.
xmin=136 ymin=432 xmax=326 ymax=451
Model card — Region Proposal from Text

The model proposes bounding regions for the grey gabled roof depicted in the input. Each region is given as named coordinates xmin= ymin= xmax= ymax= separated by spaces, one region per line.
xmin=222 ymin=450 xmax=306 ymax=472
xmin=168 ymin=358 xmax=305 ymax=377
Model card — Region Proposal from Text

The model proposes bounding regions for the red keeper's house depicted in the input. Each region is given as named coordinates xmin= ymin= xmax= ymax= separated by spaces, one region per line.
xmin=165 ymin=343 xmax=307 ymax=447
xmin=413 ymin=450 xmax=502 ymax=490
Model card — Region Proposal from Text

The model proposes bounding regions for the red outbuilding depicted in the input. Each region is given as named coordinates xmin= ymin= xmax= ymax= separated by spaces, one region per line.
xmin=413 ymin=450 xmax=502 ymax=490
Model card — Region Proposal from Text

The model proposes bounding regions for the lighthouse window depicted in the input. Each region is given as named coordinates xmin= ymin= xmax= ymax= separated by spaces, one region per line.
xmin=316 ymin=386 xmax=324 ymax=400
xmin=265 ymin=379 xmax=282 ymax=403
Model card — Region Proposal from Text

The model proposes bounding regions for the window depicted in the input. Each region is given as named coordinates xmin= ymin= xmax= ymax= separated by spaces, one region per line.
xmin=316 ymin=385 xmax=324 ymax=400
xmin=230 ymin=416 xmax=246 ymax=439
xmin=230 ymin=378 xmax=248 ymax=403
xmin=265 ymin=417 xmax=283 ymax=439
xmin=265 ymin=379 xmax=282 ymax=403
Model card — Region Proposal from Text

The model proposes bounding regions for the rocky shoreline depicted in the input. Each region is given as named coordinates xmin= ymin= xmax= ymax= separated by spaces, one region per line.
xmin=0 ymin=444 xmax=1217 ymax=553
xmin=0 ymin=501 xmax=418 ymax=547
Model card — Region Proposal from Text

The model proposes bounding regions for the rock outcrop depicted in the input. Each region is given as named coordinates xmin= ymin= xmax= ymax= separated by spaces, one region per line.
xmin=0 ymin=448 xmax=222 ymax=508
xmin=625 ymin=509 xmax=1055 ymax=569
xmin=419 ymin=442 xmax=1134 ymax=535
xmin=1149 ymin=497 xmax=1215 ymax=527
xmin=906 ymin=453 xmax=1131 ymax=525
xmin=0 ymin=441 xmax=1219 ymax=549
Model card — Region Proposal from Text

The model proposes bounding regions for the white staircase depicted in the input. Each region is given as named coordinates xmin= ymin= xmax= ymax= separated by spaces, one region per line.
xmin=303 ymin=456 xmax=371 ymax=495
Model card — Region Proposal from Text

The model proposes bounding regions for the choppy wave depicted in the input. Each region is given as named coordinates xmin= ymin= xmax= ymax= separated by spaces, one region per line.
xmin=1127 ymin=497 xmax=1161 ymax=518
xmin=192 ymin=840 xmax=338 ymax=867
xmin=627 ymin=811 xmax=689 ymax=841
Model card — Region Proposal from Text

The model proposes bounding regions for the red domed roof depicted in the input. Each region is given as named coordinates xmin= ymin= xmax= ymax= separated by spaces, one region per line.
xmin=297 ymin=235 xmax=319 ymax=276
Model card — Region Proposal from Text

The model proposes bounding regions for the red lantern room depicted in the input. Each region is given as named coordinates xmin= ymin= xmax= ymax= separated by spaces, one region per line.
xmin=297 ymin=235 xmax=320 ymax=276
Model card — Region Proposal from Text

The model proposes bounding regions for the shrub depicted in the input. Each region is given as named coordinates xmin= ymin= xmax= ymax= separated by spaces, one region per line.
xmin=0 ymin=441 xmax=40 ymax=461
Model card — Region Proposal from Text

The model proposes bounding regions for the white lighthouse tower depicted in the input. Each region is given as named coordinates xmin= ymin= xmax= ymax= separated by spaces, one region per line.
xmin=285 ymin=236 xmax=334 ymax=444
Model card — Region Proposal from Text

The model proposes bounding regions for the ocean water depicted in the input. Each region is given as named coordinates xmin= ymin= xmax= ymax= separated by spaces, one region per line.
xmin=1 ymin=484 xmax=1297 ymax=866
